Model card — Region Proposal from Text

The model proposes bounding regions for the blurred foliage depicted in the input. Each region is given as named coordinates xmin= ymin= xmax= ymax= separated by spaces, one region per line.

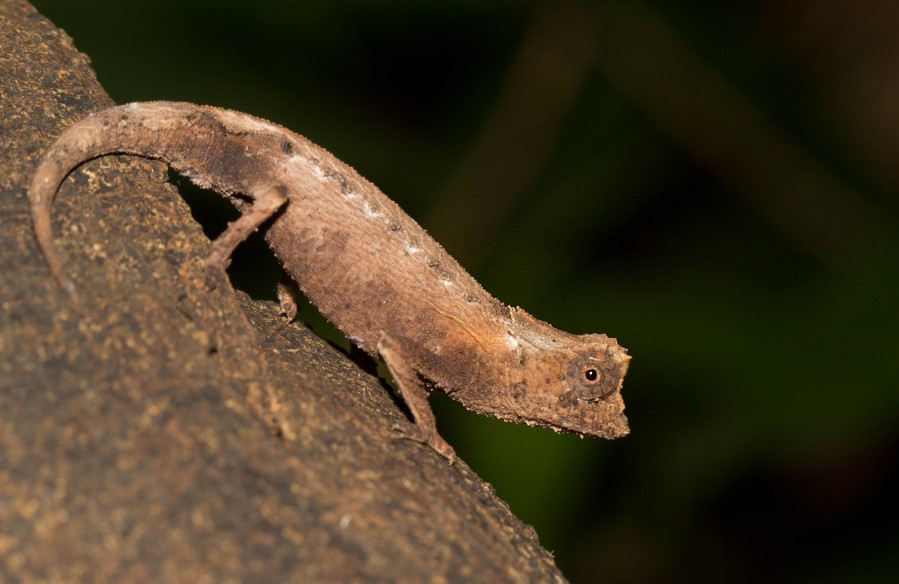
xmin=29 ymin=0 xmax=899 ymax=581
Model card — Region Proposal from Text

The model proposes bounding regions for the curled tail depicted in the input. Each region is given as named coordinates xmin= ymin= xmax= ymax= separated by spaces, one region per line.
xmin=28 ymin=102 xmax=217 ymax=297
xmin=28 ymin=112 xmax=111 ymax=297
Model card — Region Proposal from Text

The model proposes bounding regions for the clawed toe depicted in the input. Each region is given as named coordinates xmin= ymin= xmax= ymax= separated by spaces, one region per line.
xmin=203 ymin=265 xmax=227 ymax=291
xmin=390 ymin=423 xmax=457 ymax=464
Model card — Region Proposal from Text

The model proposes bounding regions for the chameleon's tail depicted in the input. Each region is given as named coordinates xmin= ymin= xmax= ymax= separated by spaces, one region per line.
xmin=28 ymin=131 xmax=89 ymax=297
xmin=30 ymin=101 xmax=293 ymax=297
xmin=28 ymin=102 xmax=204 ymax=298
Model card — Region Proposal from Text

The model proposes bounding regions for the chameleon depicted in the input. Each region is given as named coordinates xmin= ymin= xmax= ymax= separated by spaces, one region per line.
xmin=29 ymin=101 xmax=630 ymax=462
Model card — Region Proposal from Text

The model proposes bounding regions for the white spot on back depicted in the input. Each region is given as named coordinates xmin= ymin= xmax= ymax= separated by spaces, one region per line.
xmin=363 ymin=201 xmax=383 ymax=218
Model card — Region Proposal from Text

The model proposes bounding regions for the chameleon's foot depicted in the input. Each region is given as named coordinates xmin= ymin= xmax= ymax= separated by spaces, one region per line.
xmin=391 ymin=423 xmax=457 ymax=464
xmin=203 ymin=263 xmax=228 ymax=291
xmin=276 ymin=275 xmax=300 ymax=322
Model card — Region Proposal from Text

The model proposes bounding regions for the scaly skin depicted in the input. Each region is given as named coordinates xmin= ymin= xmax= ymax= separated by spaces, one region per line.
xmin=29 ymin=102 xmax=630 ymax=461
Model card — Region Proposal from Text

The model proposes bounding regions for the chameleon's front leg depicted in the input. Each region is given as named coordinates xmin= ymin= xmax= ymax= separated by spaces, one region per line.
xmin=377 ymin=332 xmax=457 ymax=463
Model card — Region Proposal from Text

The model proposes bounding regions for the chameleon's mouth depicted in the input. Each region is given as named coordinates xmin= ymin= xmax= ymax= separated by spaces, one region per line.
xmin=545 ymin=392 xmax=630 ymax=440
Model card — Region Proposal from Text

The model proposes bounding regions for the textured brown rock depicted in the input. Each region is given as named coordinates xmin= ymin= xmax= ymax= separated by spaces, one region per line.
xmin=0 ymin=1 xmax=567 ymax=581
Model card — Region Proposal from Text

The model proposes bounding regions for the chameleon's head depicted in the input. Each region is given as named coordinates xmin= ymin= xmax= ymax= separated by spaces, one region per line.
xmin=494 ymin=307 xmax=631 ymax=439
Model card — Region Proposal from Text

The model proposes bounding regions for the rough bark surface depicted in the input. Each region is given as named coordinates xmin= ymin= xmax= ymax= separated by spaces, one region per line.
xmin=0 ymin=1 xmax=567 ymax=582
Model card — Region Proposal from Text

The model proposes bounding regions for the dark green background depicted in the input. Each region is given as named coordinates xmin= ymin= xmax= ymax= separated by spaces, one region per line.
xmin=29 ymin=1 xmax=899 ymax=582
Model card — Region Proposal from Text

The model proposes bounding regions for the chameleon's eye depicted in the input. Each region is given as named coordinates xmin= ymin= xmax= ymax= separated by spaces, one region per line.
xmin=564 ymin=355 xmax=619 ymax=402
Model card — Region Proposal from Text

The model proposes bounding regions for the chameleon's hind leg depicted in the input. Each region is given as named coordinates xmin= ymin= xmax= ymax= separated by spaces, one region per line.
xmin=204 ymin=183 xmax=287 ymax=289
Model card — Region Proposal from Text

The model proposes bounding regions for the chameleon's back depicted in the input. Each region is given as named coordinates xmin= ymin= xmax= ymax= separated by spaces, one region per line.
xmin=29 ymin=102 xmax=629 ymax=448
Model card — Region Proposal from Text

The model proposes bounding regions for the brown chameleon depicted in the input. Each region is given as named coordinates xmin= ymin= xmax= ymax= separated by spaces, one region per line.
xmin=29 ymin=102 xmax=630 ymax=462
